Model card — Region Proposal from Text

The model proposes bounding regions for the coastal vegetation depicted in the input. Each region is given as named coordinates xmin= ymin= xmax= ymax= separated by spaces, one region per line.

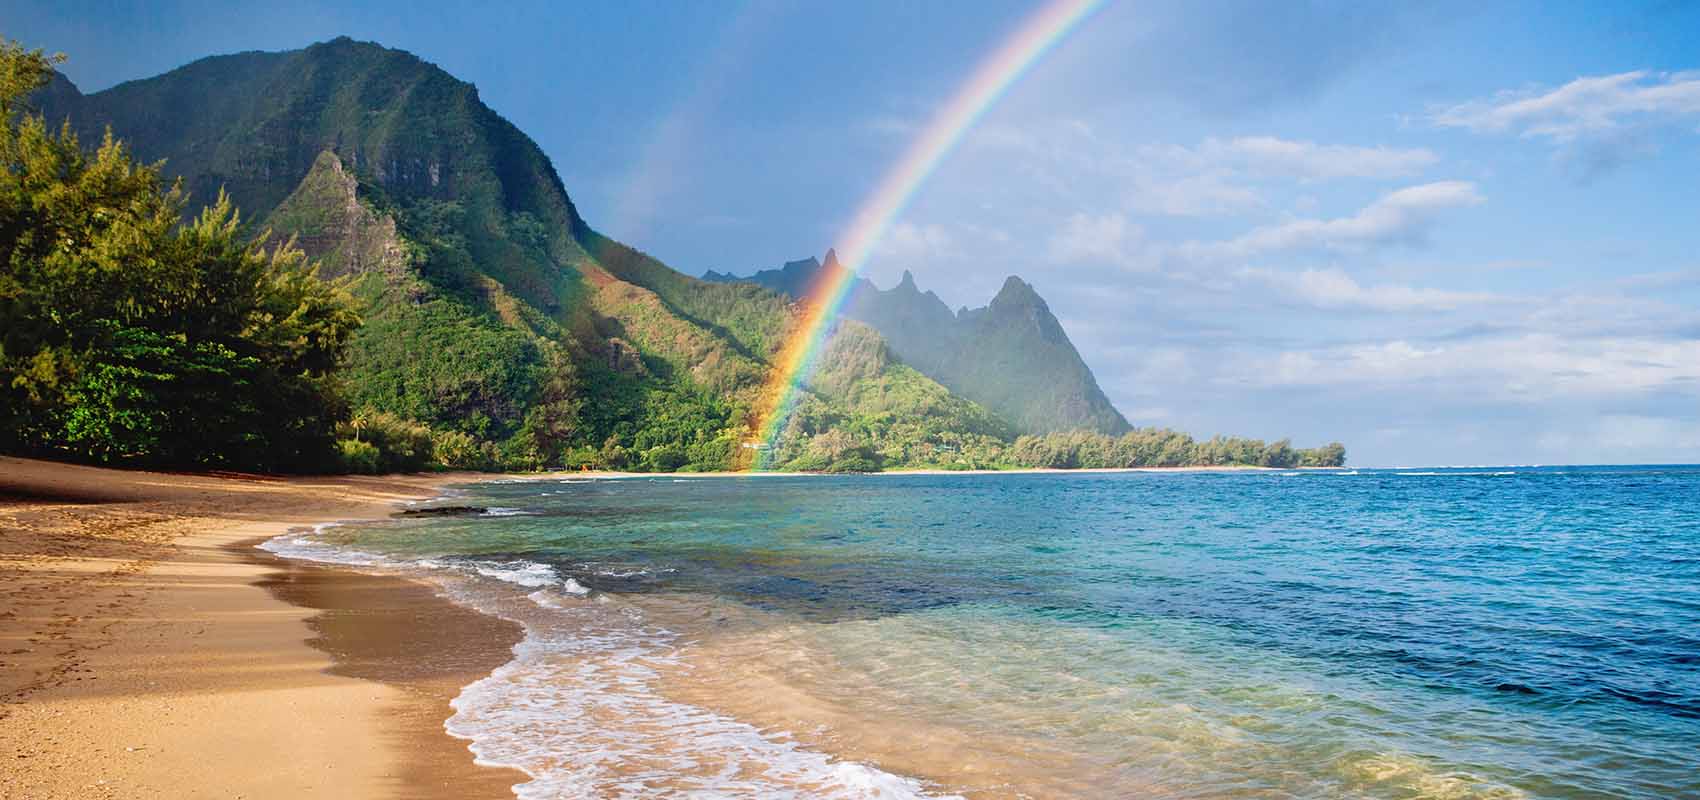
xmin=3 ymin=38 xmax=1346 ymax=473
xmin=0 ymin=43 xmax=357 ymax=470
xmin=1003 ymin=429 xmax=1346 ymax=470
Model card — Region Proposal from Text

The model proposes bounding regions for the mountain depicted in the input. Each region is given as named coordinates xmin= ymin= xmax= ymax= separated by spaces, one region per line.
xmin=31 ymin=37 xmax=1009 ymax=471
xmin=706 ymin=255 xmax=1131 ymax=435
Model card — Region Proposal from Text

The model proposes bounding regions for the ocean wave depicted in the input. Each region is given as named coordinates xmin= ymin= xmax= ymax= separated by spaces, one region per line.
xmin=575 ymin=562 xmax=669 ymax=579
xmin=445 ymin=604 xmax=962 ymax=800
xmin=264 ymin=524 xmax=958 ymax=797
xmin=259 ymin=522 xmax=391 ymax=567
xmin=1394 ymin=470 xmax=1516 ymax=477
xmin=473 ymin=560 xmax=559 ymax=588
xmin=262 ymin=529 xmax=575 ymax=596
xmin=484 ymin=507 xmax=538 ymax=517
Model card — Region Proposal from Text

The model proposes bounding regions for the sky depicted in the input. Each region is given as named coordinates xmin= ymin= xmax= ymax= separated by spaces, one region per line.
xmin=8 ymin=0 xmax=1700 ymax=466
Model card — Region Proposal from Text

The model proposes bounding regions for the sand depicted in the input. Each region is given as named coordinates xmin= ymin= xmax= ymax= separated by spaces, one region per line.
xmin=0 ymin=456 xmax=522 ymax=800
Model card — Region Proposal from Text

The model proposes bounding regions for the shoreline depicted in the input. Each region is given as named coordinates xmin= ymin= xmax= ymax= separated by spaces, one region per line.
xmin=248 ymin=540 xmax=527 ymax=798
xmin=519 ymin=463 xmax=1317 ymax=481
xmin=0 ymin=456 xmax=521 ymax=799
xmin=0 ymin=456 xmax=1335 ymax=798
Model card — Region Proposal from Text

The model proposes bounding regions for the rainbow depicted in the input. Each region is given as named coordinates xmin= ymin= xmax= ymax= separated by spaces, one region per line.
xmin=745 ymin=0 xmax=1104 ymax=468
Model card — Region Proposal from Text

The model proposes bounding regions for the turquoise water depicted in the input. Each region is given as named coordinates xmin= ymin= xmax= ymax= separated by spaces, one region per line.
xmin=269 ymin=467 xmax=1700 ymax=799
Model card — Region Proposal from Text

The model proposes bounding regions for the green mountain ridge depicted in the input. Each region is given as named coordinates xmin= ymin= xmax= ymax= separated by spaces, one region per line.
xmin=20 ymin=36 xmax=1343 ymax=471
xmin=705 ymin=254 xmax=1132 ymax=435
xmin=30 ymin=37 xmax=1012 ymax=471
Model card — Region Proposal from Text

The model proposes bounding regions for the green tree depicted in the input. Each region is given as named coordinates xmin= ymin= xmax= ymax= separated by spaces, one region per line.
xmin=1 ymin=42 xmax=358 ymax=469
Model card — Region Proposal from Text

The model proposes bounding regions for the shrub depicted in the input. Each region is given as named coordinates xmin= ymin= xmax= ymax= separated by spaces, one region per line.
xmin=337 ymin=439 xmax=381 ymax=474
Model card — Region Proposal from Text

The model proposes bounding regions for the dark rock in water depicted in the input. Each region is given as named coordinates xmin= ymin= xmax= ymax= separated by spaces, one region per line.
xmin=396 ymin=505 xmax=487 ymax=517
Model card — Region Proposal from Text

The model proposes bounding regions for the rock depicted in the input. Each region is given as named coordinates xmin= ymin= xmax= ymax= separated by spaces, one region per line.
xmin=394 ymin=505 xmax=487 ymax=517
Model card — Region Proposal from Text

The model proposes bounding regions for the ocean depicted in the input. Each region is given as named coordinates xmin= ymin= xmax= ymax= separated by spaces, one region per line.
xmin=264 ymin=467 xmax=1700 ymax=799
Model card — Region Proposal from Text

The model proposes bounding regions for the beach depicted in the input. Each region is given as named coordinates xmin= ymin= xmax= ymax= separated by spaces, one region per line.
xmin=7 ymin=461 xmax=1696 ymax=799
xmin=0 ymin=458 xmax=1291 ymax=800
xmin=0 ymin=457 xmax=521 ymax=799
xmin=273 ymin=467 xmax=1699 ymax=798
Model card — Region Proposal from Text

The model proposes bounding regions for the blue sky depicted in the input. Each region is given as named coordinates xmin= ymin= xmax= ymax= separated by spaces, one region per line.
xmin=10 ymin=0 xmax=1699 ymax=465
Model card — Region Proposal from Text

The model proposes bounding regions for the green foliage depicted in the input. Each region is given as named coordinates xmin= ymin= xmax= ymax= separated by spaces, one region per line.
xmin=762 ymin=324 xmax=1014 ymax=471
xmin=785 ymin=428 xmax=883 ymax=473
xmin=430 ymin=428 xmax=499 ymax=470
xmin=336 ymin=439 xmax=381 ymax=473
xmin=581 ymin=232 xmax=789 ymax=360
xmin=337 ymin=410 xmax=433 ymax=473
xmin=12 ymin=37 xmax=1349 ymax=476
xmin=342 ymin=279 xmax=545 ymax=439
xmin=2 ymin=43 xmax=357 ymax=470
xmin=1000 ymin=428 xmax=1347 ymax=469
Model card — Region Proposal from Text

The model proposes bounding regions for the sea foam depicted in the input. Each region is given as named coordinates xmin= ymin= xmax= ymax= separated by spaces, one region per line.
xmin=262 ymin=521 xmax=959 ymax=799
xmin=445 ymin=602 xmax=961 ymax=800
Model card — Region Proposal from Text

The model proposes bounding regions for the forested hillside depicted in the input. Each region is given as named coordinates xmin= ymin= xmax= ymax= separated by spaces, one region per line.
xmin=19 ymin=37 xmax=1017 ymax=472
xmin=1 ymin=43 xmax=356 ymax=470
xmin=8 ymin=37 xmax=1346 ymax=472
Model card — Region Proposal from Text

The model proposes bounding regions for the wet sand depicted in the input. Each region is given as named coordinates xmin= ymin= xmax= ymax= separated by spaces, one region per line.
xmin=254 ymin=547 xmax=525 ymax=798
xmin=0 ymin=456 xmax=521 ymax=799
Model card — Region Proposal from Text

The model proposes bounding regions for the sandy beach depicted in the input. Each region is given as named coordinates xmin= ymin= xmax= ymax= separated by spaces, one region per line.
xmin=0 ymin=458 xmax=1307 ymax=799
xmin=0 ymin=457 xmax=522 ymax=799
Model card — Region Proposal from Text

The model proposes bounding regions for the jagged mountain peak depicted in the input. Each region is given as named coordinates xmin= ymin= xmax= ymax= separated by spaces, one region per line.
xmin=990 ymin=275 xmax=1045 ymax=309
xmin=705 ymin=258 xmax=1130 ymax=435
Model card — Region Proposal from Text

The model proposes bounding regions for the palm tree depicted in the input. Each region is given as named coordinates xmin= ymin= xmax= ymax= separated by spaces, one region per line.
xmin=349 ymin=408 xmax=371 ymax=442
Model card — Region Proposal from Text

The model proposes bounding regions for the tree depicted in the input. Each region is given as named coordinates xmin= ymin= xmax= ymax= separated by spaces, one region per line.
xmin=517 ymin=345 xmax=583 ymax=467
xmin=1 ymin=41 xmax=358 ymax=469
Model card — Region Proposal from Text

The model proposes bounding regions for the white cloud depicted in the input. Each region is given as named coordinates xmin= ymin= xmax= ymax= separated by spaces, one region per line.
xmin=1239 ymin=267 xmax=1500 ymax=312
xmin=1126 ymin=172 xmax=1264 ymax=217
xmin=970 ymin=124 xmax=1440 ymax=220
xmin=1161 ymin=136 xmax=1439 ymax=180
xmin=1538 ymin=415 xmax=1700 ymax=455
xmin=1123 ymin=406 xmax=1173 ymax=422
xmin=1199 ymin=181 xmax=1484 ymax=258
xmin=1120 ymin=136 xmax=1435 ymax=218
xmin=1433 ymin=70 xmax=1700 ymax=141
xmin=1243 ymin=334 xmax=1700 ymax=398
xmin=876 ymin=221 xmax=956 ymax=263
xmin=1048 ymin=212 xmax=1152 ymax=269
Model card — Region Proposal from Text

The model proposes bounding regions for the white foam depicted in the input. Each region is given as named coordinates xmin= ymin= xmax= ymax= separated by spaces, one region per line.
xmin=474 ymin=560 xmax=559 ymax=588
xmin=445 ymin=604 xmax=963 ymax=800
xmin=264 ymin=521 xmax=960 ymax=799
xmin=259 ymin=522 xmax=391 ymax=568
xmin=576 ymin=562 xmax=655 ymax=579
xmin=484 ymin=507 xmax=538 ymax=516
xmin=1396 ymin=470 xmax=1515 ymax=477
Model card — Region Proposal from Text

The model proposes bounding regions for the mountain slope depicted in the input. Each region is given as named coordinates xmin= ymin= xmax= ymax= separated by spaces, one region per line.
xmin=33 ymin=37 xmax=1007 ymax=470
xmin=707 ymin=254 xmax=1131 ymax=435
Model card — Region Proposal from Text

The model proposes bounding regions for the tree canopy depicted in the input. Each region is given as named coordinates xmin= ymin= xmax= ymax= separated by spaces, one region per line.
xmin=1 ymin=41 xmax=358 ymax=470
